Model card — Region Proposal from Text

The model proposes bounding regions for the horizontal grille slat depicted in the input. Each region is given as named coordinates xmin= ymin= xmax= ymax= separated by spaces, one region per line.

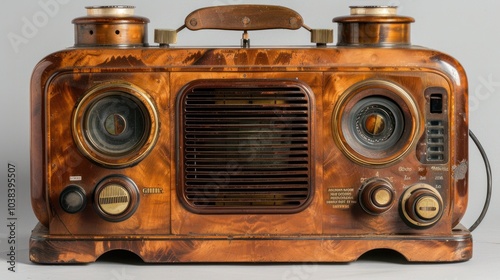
xmin=184 ymin=143 xmax=308 ymax=149
xmin=185 ymin=133 xmax=308 ymax=138
xmin=185 ymin=159 xmax=308 ymax=163
xmin=184 ymin=124 xmax=309 ymax=129
xmin=186 ymin=171 xmax=308 ymax=176
xmin=185 ymin=165 xmax=309 ymax=171
xmin=185 ymin=178 xmax=309 ymax=183
xmin=184 ymin=109 xmax=308 ymax=115
xmin=185 ymin=185 xmax=309 ymax=190
xmin=186 ymin=189 xmax=309 ymax=196
xmin=186 ymin=150 xmax=308 ymax=156
xmin=179 ymin=81 xmax=313 ymax=213
xmin=185 ymin=118 xmax=308 ymax=124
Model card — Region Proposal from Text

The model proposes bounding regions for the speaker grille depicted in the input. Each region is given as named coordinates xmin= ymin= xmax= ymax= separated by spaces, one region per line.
xmin=178 ymin=80 xmax=313 ymax=213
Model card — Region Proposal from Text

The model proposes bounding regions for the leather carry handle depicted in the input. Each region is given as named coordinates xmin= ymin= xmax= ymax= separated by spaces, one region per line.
xmin=184 ymin=5 xmax=304 ymax=31
xmin=154 ymin=5 xmax=333 ymax=47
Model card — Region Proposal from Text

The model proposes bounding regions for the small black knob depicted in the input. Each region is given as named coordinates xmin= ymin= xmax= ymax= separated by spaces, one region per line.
xmin=60 ymin=185 xmax=87 ymax=214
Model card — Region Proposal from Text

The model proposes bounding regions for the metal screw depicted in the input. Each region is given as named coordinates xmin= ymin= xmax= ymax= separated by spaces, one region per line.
xmin=189 ymin=18 xmax=198 ymax=27
xmin=242 ymin=16 xmax=251 ymax=26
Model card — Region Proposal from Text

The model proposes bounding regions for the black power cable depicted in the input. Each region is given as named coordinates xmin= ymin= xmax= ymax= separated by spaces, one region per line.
xmin=468 ymin=129 xmax=492 ymax=232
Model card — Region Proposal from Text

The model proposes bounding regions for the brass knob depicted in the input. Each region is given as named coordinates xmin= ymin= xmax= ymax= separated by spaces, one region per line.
xmin=359 ymin=178 xmax=395 ymax=215
xmin=94 ymin=176 xmax=139 ymax=222
xmin=98 ymin=184 xmax=131 ymax=216
xmin=401 ymin=184 xmax=443 ymax=228
xmin=414 ymin=196 xmax=441 ymax=220
xmin=311 ymin=29 xmax=333 ymax=45
xmin=372 ymin=187 xmax=392 ymax=206
xmin=154 ymin=29 xmax=178 ymax=46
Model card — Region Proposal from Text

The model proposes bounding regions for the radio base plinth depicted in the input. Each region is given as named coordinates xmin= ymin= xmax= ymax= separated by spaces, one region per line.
xmin=29 ymin=223 xmax=472 ymax=264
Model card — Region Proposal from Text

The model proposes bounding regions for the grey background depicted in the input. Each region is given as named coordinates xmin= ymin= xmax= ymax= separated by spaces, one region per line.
xmin=0 ymin=0 xmax=499 ymax=279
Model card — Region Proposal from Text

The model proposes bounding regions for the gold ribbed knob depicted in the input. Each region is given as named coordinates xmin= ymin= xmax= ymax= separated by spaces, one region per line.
xmin=401 ymin=184 xmax=443 ymax=228
xmin=94 ymin=176 xmax=139 ymax=222
xmin=415 ymin=196 xmax=441 ymax=220
xmin=154 ymin=29 xmax=178 ymax=46
xmin=98 ymin=184 xmax=131 ymax=216
xmin=311 ymin=29 xmax=333 ymax=45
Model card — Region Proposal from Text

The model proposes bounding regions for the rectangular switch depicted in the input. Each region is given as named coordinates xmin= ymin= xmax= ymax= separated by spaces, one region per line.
xmin=430 ymin=94 xmax=443 ymax=114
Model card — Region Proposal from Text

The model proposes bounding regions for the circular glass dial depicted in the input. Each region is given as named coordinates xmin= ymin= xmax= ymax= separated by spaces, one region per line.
xmin=350 ymin=96 xmax=404 ymax=150
xmin=85 ymin=93 xmax=148 ymax=156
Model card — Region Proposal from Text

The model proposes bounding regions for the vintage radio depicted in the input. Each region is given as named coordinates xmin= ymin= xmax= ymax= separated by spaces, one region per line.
xmin=30 ymin=5 xmax=475 ymax=263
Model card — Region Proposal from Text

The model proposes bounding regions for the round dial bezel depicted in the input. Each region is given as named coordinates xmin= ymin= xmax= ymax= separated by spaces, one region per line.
xmin=332 ymin=80 xmax=420 ymax=166
xmin=72 ymin=82 xmax=159 ymax=168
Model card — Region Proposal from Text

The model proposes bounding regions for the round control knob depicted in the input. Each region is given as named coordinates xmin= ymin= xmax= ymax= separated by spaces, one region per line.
xmin=414 ymin=195 xmax=441 ymax=220
xmin=401 ymin=184 xmax=443 ymax=228
xmin=60 ymin=185 xmax=87 ymax=214
xmin=98 ymin=184 xmax=131 ymax=216
xmin=94 ymin=176 xmax=140 ymax=222
xmin=154 ymin=29 xmax=178 ymax=46
xmin=311 ymin=29 xmax=334 ymax=45
xmin=359 ymin=178 xmax=395 ymax=215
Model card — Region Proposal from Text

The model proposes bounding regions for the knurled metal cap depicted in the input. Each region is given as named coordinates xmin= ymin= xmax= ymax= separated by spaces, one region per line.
xmin=154 ymin=29 xmax=178 ymax=45
xmin=311 ymin=29 xmax=333 ymax=44
xmin=85 ymin=5 xmax=135 ymax=17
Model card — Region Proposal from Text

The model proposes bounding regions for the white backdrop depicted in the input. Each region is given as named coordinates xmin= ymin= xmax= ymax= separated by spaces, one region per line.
xmin=1 ymin=0 xmax=499 ymax=279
